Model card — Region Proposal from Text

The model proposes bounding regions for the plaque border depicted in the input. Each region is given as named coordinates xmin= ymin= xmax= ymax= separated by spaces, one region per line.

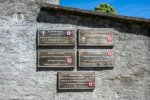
xmin=37 ymin=49 xmax=75 ymax=68
xmin=37 ymin=28 xmax=76 ymax=46
xmin=78 ymin=28 xmax=115 ymax=46
xmin=78 ymin=49 xmax=115 ymax=68
xmin=57 ymin=71 xmax=95 ymax=91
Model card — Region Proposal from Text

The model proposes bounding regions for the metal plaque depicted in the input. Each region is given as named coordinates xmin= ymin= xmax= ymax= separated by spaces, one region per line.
xmin=38 ymin=29 xmax=75 ymax=46
xmin=78 ymin=29 xmax=114 ymax=46
xmin=38 ymin=50 xmax=75 ymax=68
xmin=78 ymin=49 xmax=114 ymax=67
xmin=58 ymin=72 xmax=95 ymax=90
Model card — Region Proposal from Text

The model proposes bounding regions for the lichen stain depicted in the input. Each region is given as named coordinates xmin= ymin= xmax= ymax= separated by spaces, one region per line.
xmin=119 ymin=77 xmax=134 ymax=86
xmin=132 ymin=68 xmax=145 ymax=77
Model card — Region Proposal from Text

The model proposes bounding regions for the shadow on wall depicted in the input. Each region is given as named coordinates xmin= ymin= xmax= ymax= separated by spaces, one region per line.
xmin=36 ymin=10 xmax=150 ymax=37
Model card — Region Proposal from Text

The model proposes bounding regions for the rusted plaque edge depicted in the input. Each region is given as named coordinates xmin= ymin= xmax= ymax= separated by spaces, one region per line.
xmin=37 ymin=29 xmax=75 ymax=46
xmin=78 ymin=29 xmax=114 ymax=46
xmin=37 ymin=49 xmax=75 ymax=68
xmin=58 ymin=72 xmax=95 ymax=90
xmin=78 ymin=49 xmax=115 ymax=68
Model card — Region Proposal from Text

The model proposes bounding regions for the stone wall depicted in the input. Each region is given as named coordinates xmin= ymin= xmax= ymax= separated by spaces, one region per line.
xmin=46 ymin=0 xmax=59 ymax=5
xmin=0 ymin=0 xmax=150 ymax=100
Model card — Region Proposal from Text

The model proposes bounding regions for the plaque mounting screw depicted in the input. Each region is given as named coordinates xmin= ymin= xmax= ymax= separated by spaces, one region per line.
xmin=88 ymin=81 xmax=95 ymax=87
xmin=107 ymin=51 xmax=112 ymax=56
xmin=66 ymin=57 xmax=72 ymax=64
xmin=107 ymin=36 xmax=112 ymax=42
xmin=66 ymin=30 xmax=72 ymax=36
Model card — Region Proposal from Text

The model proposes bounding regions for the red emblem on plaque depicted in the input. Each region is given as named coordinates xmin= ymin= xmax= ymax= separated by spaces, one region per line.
xmin=66 ymin=30 xmax=72 ymax=36
xmin=66 ymin=57 xmax=72 ymax=64
xmin=88 ymin=81 xmax=95 ymax=87
xmin=107 ymin=36 xmax=112 ymax=42
xmin=107 ymin=51 xmax=112 ymax=56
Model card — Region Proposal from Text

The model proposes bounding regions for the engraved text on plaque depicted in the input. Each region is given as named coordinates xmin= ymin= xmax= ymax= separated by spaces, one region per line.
xmin=78 ymin=49 xmax=114 ymax=67
xmin=38 ymin=50 xmax=75 ymax=68
xmin=78 ymin=29 xmax=114 ymax=46
xmin=58 ymin=72 xmax=95 ymax=90
xmin=38 ymin=29 xmax=75 ymax=46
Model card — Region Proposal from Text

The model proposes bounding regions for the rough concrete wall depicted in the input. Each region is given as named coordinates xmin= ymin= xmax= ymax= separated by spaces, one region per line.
xmin=46 ymin=0 xmax=59 ymax=5
xmin=0 ymin=1 xmax=150 ymax=100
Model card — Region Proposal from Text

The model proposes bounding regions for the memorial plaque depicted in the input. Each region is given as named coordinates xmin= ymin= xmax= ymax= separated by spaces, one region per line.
xmin=78 ymin=29 xmax=114 ymax=46
xmin=58 ymin=72 xmax=95 ymax=90
xmin=78 ymin=49 xmax=114 ymax=67
xmin=38 ymin=29 xmax=75 ymax=46
xmin=38 ymin=50 xmax=75 ymax=68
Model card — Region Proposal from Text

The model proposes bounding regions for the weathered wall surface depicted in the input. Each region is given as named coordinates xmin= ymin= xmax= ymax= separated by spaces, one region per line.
xmin=0 ymin=0 xmax=150 ymax=100
xmin=46 ymin=0 xmax=59 ymax=5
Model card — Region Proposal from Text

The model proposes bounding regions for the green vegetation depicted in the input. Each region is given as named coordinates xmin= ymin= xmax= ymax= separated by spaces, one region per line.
xmin=95 ymin=3 xmax=117 ymax=14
